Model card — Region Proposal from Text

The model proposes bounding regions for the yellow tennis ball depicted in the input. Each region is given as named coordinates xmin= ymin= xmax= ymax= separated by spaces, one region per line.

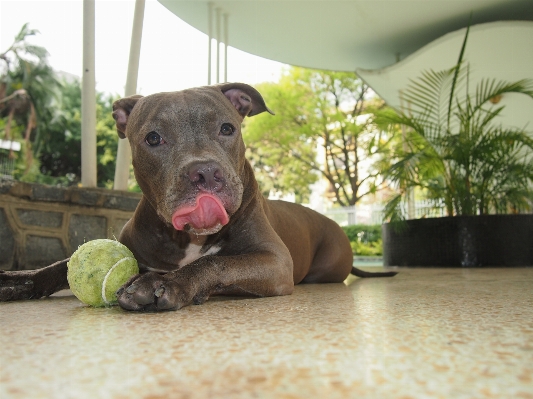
xmin=67 ymin=239 xmax=139 ymax=307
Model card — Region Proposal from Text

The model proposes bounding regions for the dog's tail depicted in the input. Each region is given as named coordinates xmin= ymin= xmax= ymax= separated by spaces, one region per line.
xmin=351 ymin=266 xmax=397 ymax=278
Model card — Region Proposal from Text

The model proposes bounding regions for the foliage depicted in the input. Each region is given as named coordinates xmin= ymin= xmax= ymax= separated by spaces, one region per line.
xmin=244 ymin=67 xmax=398 ymax=205
xmin=95 ymin=91 xmax=121 ymax=188
xmin=0 ymin=23 xmax=61 ymax=171
xmin=382 ymin=27 xmax=533 ymax=219
xmin=1 ymin=24 xmax=120 ymax=187
xmin=243 ymin=71 xmax=318 ymax=202
xmin=350 ymin=240 xmax=383 ymax=257
xmin=37 ymin=77 xmax=82 ymax=183
xmin=341 ymin=224 xmax=381 ymax=243
xmin=9 ymin=76 xmax=120 ymax=187
xmin=341 ymin=224 xmax=382 ymax=256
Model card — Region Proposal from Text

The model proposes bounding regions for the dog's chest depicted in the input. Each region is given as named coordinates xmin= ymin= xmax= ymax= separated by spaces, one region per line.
xmin=178 ymin=242 xmax=221 ymax=267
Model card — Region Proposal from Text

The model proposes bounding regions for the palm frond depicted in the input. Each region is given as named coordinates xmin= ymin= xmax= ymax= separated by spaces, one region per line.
xmin=448 ymin=21 xmax=471 ymax=130
xmin=382 ymin=193 xmax=405 ymax=223
xmin=14 ymin=23 xmax=39 ymax=42
xmin=472 ymin=78 xmax=533 ymax=115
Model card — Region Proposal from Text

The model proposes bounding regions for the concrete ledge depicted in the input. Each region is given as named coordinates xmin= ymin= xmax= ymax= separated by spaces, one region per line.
xmin=0 ymin=179 xmax=141 ymax=270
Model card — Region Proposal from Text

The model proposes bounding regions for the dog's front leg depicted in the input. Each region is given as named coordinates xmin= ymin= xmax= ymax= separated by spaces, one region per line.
xmin=0 ymin=259 xmax=69 ymax=301
xmin=115 ymin=251 xmax=294 ymax=311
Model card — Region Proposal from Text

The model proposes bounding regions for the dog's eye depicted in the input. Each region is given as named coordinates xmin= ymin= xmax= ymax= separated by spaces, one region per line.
xmin=145 ymin=132 xmax=164 ymax=146
xmin=220 ymin=123 xmax=235 ymax=136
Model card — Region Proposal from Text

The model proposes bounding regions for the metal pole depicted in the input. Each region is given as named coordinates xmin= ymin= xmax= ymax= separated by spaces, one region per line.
xmin=215 ymin=8 xmax=221 ymax=84
xmin=399 ymin=90 xmax=415 ymax=219
xmin=114 ymin=0 xmax=145 ymax=191
xmin=207 ymin=2 xmax=213 ymax=85
xmin=223 ymin=13 xmax=228 ymax=82
xmin=81 ymin=0 xmax=97 ymax=187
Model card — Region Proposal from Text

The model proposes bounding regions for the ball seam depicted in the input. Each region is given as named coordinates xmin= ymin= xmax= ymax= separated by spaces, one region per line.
xmin=101 ymin=257 xmax=135 ymax=305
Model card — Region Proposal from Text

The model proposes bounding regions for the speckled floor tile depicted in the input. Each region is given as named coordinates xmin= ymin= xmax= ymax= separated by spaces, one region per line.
xmin=1 ymin=268 xmax=532 ymax=399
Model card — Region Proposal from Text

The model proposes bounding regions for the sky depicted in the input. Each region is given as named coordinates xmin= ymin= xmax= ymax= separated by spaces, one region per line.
xmin=0 ymin=0 xmax=286 ymax=96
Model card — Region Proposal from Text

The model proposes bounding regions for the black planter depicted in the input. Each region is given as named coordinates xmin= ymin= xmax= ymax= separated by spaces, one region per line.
xmin=382 ymin=215 xmax=533 ymax=267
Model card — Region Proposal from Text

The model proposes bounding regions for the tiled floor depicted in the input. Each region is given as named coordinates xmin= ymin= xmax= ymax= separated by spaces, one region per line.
xmin=1 ymin=268 xmax=532 ymax=399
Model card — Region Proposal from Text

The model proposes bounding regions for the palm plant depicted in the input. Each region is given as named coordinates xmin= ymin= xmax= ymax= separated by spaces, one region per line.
xmin=383 ymin=26 xmax=533 ymax=220
xmin=0 ymin=23 xmax=61 ymax=172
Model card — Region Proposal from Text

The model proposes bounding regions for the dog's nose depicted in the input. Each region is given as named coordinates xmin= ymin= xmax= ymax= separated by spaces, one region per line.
xmin=187 ymin=162 xmax=225 ymax=192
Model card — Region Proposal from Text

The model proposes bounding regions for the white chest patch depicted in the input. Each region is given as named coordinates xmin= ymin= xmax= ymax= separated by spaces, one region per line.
xmin=178 ymin=243 xmax=221 ymax=267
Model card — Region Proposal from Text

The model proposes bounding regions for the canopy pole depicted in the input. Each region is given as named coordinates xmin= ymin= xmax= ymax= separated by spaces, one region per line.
xmin=223 ymin=13 xmax=228 ymax=82
xmin=399 ymin=90 xmax=415 ymax=219
xmin=81 ymin=0 xmax=97 ymax=188
xmin=113 ymin=0 xmax=145 ymax=191
xmin=216 ymin=7 xmax=221 ymax=83
xmin=207 ymin=2 xmax=213 ymax=85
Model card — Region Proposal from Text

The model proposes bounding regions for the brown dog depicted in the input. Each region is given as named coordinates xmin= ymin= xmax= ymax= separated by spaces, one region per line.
xmin=0 ymin=83 xmax=396 ymax=310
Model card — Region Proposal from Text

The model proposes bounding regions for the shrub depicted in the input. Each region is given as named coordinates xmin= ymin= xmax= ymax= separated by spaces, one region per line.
xmin=350 ymin=240 xmax=383 ymax=256
xmin=341 ymin=224 xmax=381 ymax=243
xmin=342 ymin=224 xmax=383 ymax=256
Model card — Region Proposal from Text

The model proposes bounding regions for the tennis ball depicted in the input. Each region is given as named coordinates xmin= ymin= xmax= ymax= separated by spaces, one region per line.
xmin=67 ymin=239 xmax=139 ymax=307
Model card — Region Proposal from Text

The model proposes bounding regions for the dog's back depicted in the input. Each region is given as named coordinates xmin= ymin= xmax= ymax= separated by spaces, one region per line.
xmin=264 ymin=199 xmax=354 ymax=284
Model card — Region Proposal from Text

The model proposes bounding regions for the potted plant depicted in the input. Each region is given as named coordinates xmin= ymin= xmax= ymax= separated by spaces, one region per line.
xmin=381 ymin=26 xmax=533 ymax=267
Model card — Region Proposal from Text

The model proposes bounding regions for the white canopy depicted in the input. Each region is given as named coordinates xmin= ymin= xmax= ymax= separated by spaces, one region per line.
xmin=158 ymin=1 xmax=533 ymax=129
xmin=158 ymin=0 xmax=532 ymax=71
xmin=358 ymin=21 xmax=533 ymax=130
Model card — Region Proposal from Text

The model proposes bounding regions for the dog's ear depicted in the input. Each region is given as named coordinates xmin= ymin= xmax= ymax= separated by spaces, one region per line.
xmin=219 ymin=83 xmax=275 ymax=118
xmin=112 ymin=95 xmax=143 ymax=138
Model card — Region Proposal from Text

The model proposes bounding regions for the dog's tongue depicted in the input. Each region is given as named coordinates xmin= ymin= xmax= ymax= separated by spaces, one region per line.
xmin=172 ymin=194 xmax=229 ymax=231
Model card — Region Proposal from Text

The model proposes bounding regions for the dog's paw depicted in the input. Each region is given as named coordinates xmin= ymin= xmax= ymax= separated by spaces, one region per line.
xmin=0 ymin=270 xmax=39 ymax=301
xmin=115 ymin=272 xmax=200 ymax=311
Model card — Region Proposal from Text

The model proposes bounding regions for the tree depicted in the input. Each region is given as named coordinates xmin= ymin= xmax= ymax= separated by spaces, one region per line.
xmin=243 ymin=73 xmax=318 ymax=201
xmin=37 ymin=78 xmax=120 ymax=188
xmin=38 ymin=76 xmax=82 ymax=183
xmin=95 ymin=91 xmax=121 ymax=188
xmin=0 ymin=23 xmax=61 ymax=172
xmin=244 ymin=67 xmax=396 ymax=206
xmin=0 ymin=24 xmax=120 ymax=187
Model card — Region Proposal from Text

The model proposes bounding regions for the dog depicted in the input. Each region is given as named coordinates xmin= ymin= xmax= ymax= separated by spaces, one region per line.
xmin=0 ymin=83 xmax=396 ymax=310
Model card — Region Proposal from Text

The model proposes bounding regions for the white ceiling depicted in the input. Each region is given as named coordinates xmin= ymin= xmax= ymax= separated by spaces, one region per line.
xmin=358 ymin=21 xmax=533 ymax=130
xmin=158 ymin=1 xmax=533 ymax=130
xmin=158 ymin=0 xmax=533 ymax=71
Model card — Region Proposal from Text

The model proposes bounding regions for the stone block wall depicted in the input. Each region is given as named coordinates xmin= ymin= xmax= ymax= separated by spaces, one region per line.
xmin=0 ymin=179 xmax=141 ymax=271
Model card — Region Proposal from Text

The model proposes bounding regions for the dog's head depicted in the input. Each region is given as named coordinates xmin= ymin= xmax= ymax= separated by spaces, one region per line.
xmin=112 ymin=83 xmax=273 ymax=235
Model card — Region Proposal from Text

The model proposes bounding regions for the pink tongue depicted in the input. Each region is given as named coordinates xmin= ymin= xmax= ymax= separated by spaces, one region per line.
xmin=172 ymin=194 xmax=229 ymax=231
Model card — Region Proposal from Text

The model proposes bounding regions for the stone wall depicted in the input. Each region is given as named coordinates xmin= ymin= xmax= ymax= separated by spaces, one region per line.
xmin=0 ymin=179 xmax=141 ymax=271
